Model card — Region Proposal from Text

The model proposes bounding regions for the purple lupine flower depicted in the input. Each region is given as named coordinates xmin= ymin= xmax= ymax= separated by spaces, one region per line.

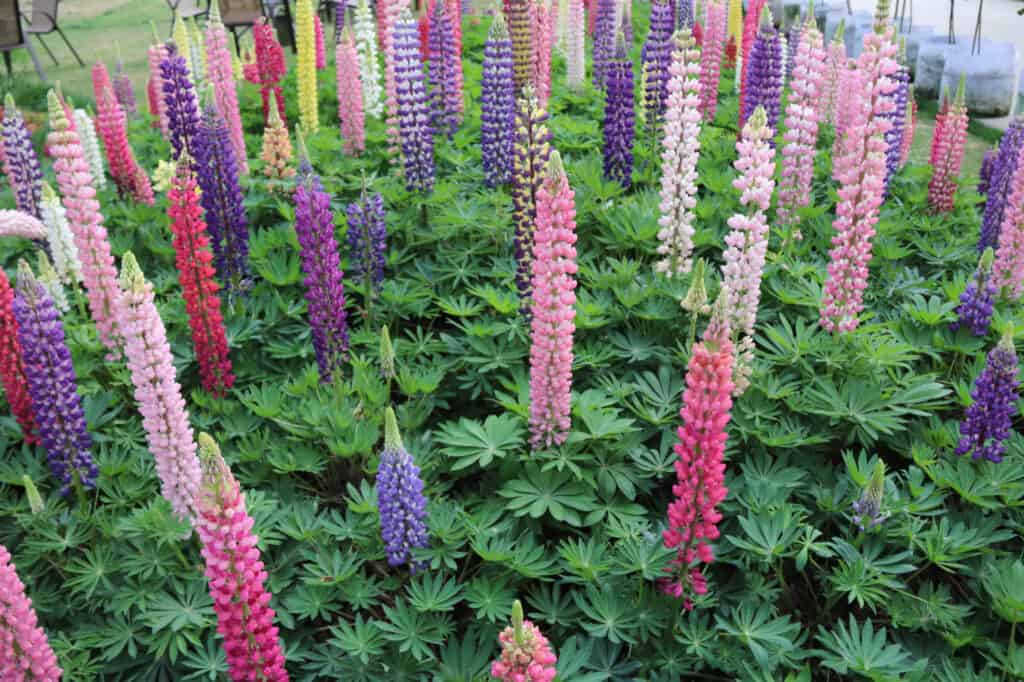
xmin=114 ymin=57 xmax=137 ymax=117
xmin=851 ymin=460 xmax=888 ymax=531
xmin=951 ymin=249 xmax=997 ymax=337
xmin=394 ymin=10 xmax=435 ymax=193
xmin=785 ymin=24 xmax=801 ymax=82
xmin=346 ymin=189 xmax=387 ymax=297
xmin=511 ymin=87 xmax=552 ymax=311
xmin=195 ymin=102 xmax=251 ymax=296
xmin=294 ymin=148 xmax=349 ymax=382
xmin=12 ymin=261 xmax=97 ymax=495
xmin=641 ymin=0 xmax=674 ymax=135
xmin=603 ymin=34 xmax=635 ymax=187
xmin=979 ymin=148 xmax=996 ymax=196
xmin=428 ymin=0 xmax=461 ymax=139
xmin=377 ymin=407 xmax=429 ymax=571
xmin=335 ymin=0 xmax=345 ymax=44
xmin=2 ymin=96 xmax=43 ymax=219
xmin=956 ymin=331 xmax=1020 ymax=463
xmin=592 ymin=0 xmax=617 ymax=88
xmin=677 ymin=0 xmax=694 ymax=29
xmin=481 ymin=13 xmax=515 ymax=187
xmin=979 ymin=118 xmax=1024 ymax=251
xmin=741 ymin=10 xmax=783 ymax=134
xmin=882 ymin=63 xmax=909 ymax=192
xmin=160 ymin=41 xmax=201 ymax=164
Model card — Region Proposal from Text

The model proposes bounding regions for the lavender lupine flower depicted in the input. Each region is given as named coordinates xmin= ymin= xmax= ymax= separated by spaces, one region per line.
xmin=593 ymin=0 xmax=616 ymax=88
xmin=641 ymin=0 xmax=674 ymax=135
xmin=294 ymin=146 xmax=349 ymax=382
xmin=883 ymin=62 xmax=910 ymax=191
xmin=194 ymin=100 xmax=251 ymax=295
xmin=979 ymin=118 xmax=1024 ymax=251
xmin=114 ymin=54 xmax=138 ymax=117
xmin=951 ymin=249 xmax=997 ymax=337
xmin=12 ymin=261 xmax=98 ymax=495
xmin=677 ymin=0 xmax=693 ymax=29
xmin=428 ymin=0 xmax=461 ymax=138
xmin=2 ymin=96 xmax=43 ymax=219
xmin=851 ymin=460 xmax=889 ymax=531
xmin=741 ymin=9 xmax=783 ymax=133
xmin=956 ymin=331 xmax=1020 ymax=463
xmin=160 ymin=41 xmax=202 ymax=164
xmin=394 ymin=10 xmax=435 ymax=193
xmin=334 ymin=0 xmax=345 ymax=43
xmin=376 ymin=407 xmax=430 ymax=571
xmin=481 ymin=14 xmax=516 ymax=187
xmin=603 ymin=34 xmax=635 ymax=187
xmin=785 ymin=23 xmax=801 ymax=82
xmin=346 ymin=189 xmax=387 ymax=298
xmin=979 ymin=148 xmax=996 ymax=196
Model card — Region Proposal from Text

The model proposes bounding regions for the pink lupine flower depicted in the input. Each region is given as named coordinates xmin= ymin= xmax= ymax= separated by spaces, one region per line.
xmin=698 ymin=0 xmax=727 ymax=121
xmin=819 ymin=25 xmax=899 ymax=334
xmin=207 ymin=1 xmax=248 ymax=174
xmin=528 ymin=151 xmax=578 ymax=450
xmin=490 ymin=600 xmax=557 ymax=682
xmin=444 ymin=0 xmax=464 ymax=115
xmin=533 ymin=0 xmax=553 ymax=106
xmin=993 ymin=145 xmax=1024 ymax=300
xmin=0 ymin=544 xmax=62 ymax=681
xmin=118 ymin=252 xmax=202 ymax=523
xmin=0 ymin=210 xmax=46 ymax=241
xmin=831 ymin=60 xmax=857 ymax=161
xmin=147 ymin=31 xmax=170 ymax=137
xmin=927 ymin=77 xmax=968 ymax=213
xmin=899 ymin=87 xmax=916 ymax=167
xmin=337 ymin=29 xmax=366 ymax=154
xmin=821 ymin=21 xmax=845 ymax=126
xmin=195 ymin=433 xmax=289 ymax=682
xmin=46 ymin=90 xmax=124 ymax=356
xmin=380 ymin=0 xmax=406 ymax=149
xmin=314 ymin=15 xmax=326 ymax=69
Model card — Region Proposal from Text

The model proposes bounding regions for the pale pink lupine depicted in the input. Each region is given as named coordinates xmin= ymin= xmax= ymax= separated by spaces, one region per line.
xmin=0 ymin=544 xmax=62 ymax=681
xmin=993 ymin=145 xmax=1024 ymax=299
xmin=490 ymin=600 xmax=557 ymax=682
xmin=899 ymin=89 xmax=916 ymax=167
xmin=147 ymin=32 xmax=170 ymax=137
xmin=528 ymin=151 xmax=578 ymax=450
xmin=46 ymin=90 xmax=124 ymax=356
xmin=927 ymin=78 xmax=968 ymax=213
xmin=337 ymin=30 xmax=366 ymax=154
xmin=822 ymin=22 xmax=845 ymax=126
xmin=820 ymin=26 xmax=899 ymax=333
xmin=118 ymin=252 xmax=202 ymax=523
xmin=444 ymin=0 xmax=464 ymax=115
xmin=206 ymin=1 xmax=248 ymax=174
xmin=0 ymin=210 xmax=47 ymax=241
xmin=831 ymin=61 xmax=857 ymax=161
xmin=533 ymin=0 xmax=553 ymax=106
xmin=698 ymin=0 xmax=727 ymax=121
xmin=656 ymin=30 xmax=703 ymax=277
xmin=380 ymin=0 xmax=405 ymax=143
xmin=777 ymin=17 xmax=826 ymax=228
xmin=566 ymin=0 xmax=585 ymax=89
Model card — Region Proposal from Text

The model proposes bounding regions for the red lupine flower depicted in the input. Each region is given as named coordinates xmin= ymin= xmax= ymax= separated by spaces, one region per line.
xmin=0 ymin=269 xmax=38 ymax=445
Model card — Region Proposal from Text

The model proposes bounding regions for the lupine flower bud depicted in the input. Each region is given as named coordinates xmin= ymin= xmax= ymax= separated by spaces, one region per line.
xmin=1 ymin=95 xmax=43 ymax=219
xmin=956 ymin=331 xmax=1020 ymax=463
xmin=21 ymin=476 xmax=44 ymax=514
xmin=490 ymin=600 xmax=558 ymax=682
xmin=0 ymin=269 xmax=38 ymax=445
xmin=0 ymin=544 xmax=62 ymax=680
xmin=380 ymin=324 xmax=396 ymax=380
xmin=680 ymin=258 xmax=709 ymax=314
xmin=603 ymin=33 xmax=635 ymax=187
xmin=72 ymin=109 xmax=106 ymax=191
xmin=951 ymin=248 xmax=997 ymax=336
xmin=481 ymin=14 xmax=516 ymax=186
xmin=376 ymin=407 xmax=430 ymax=570
xmin=36 ymin=252 xmax=67 ymax=314
xmin=851 ymin=460 xmax=889 ymax=530
xmin=346 ymin=189 xmax=387 ymax=298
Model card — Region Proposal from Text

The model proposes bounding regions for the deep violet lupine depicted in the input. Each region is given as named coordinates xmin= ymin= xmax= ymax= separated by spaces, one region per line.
xmin=980 ymin=117 xmax=1024 ymax=252
xmin=956 ymin=331 xmax=1020 ymax=463
xmin=168 ymin=158 xmax=234 ymax=396
xmin=511 ymin=87 xmax=553 ymax=310
xmin=661 ymin=305 xmax=733 ymax=610
xmin=194 ymin=433 xmax=289 ymax=682
xmin=251 ymin=18 xmax=287 ymax=124
xmin=740 ymin=9 xmax=783 ymax=133
xmin=206 ymin=1 xmax=248 ymax=174
xmin=337 ymin=29 xmax=366 ymax=155
xmin=993 ymin=146 xmax=1024 ymax=300
xmin=603 ymin=34 xmax=635 ymax=187
xmin=0 ymin=544 xmax=62 ymax=681
xmin=428 ymin=0 xmax=462 ymax=138
xmin=784 ymin=23 xmax=800 ymax=82
xmin=346 ymin=189 xmax=387 ymax=298
xmin=641 ymin=0 xmax=674 ymax=135
xmin=334 ymin=0 xmax=345 ymax=42
xmin=738 ymin=0 xmax=766 ymax=118
xmin=13 ymin=262 xmax=98 ymax=496
xmin=928 ymin=78 xmax=968 ymax=213
xmin=592 ymin=0 xmax=616 ymax=88
xmin=94 ymin=62 xmax=154 ymax=204
xmin=395 ymin=10 xmax=436 ymax=193
xmin=950 ymin=249 xmax=997 ymax=337
xmin=490 ymin=600 xmax=558 ymax=682
xmin=979 ymin=148 xmax=996 ymax=196
xmin=0 ymin=270 xmax=38 ymax=445
xmin=482 ymin=14 xmax=516 ymax=187
xmin=195 ymin=102 xmax=252 ymax=295
xmin=376 ymin=407 xmax=430 ymax=570
xmin=699 ymin=0 xmax=726 ymax=122
xmin=509 ymin=0 xmax=535 ymax=94
xmin=161 ymin=42 xmax=202 ymax=164
xmin=882 ymin=61 xmax=909 ymax=190
xmin=118 ymin=252 xmax=202 ymax=523
xmin=1 ymin=97 xmax=43 ymax=219
xmin=528 ymin=152 xmax=577 ymax=450
xmin=294 ymin=149 xmax=349 ymax=382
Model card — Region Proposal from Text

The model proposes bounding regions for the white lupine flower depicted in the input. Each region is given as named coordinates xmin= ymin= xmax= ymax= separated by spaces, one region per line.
xmin=73 ymin=109 xmax=106 ymax=190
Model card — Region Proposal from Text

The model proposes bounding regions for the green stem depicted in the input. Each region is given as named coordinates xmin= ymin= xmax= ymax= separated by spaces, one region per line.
xmin=1006 ymin=621 xmax=1017 ymax=682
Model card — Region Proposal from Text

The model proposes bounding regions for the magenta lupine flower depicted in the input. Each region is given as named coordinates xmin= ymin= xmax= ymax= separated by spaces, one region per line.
xmin=928 ymin=78 xmax=968 ymax=213
xmin=509 ymin=0 xmax=536 ymax=94
xmin=980 ymin=118 xmax=1024 ymax=251
xmin=698 ymin=0 xmax=726 ymax=121
xmin=951 ymin=249 xmax=997 ymax=337
xmin=956 ymin=331 xmax=1020 ymax=463
xmin=603 ymin=34 xmax=635 ymax=187
xmin=529 ymin=152 xmax=577 ymax=450
xmin=490 ymin=600 xmax=557 ymax=682
xmin=819 ymin=25 xmax=899 ymax=334
xmin=592 ymin=0 xmax=616 ymax=88
xmin=511 ymin=87 xmax=553 ymax=310
xmin=395 ymin=10 xmax=435 ymax=193
xmin=195 ymin=433 xmax=289 ymax=682
xmin=993 ymin=145 xmax=1024 ymax=300
xmin=336 ymin=29 xmax=366 ymax=154
xmin=740 ymin=8 xmax=783 ymax=132
xmin=0 ymin=544 xmax=62 ymax=681
xmin=314 ymin=14 xmax=326 ymax=70
xmin=481 ymin=14 xmax=516 ymax=187
xmin=428 ymin=0 xmax=461 ymax=138
xmin=206 ymin=2 xmax=248 ymax=174
xmin=641 ymin=0 xmax=674 ymax=135
xmin=1 ymin=97 xmax=43 ymax=219
xmin=376 ymin=407 xmax=430 ymax=570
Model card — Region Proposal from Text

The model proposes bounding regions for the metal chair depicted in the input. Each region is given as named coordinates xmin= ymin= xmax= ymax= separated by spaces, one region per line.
xmin=168 ymin=0 xmax=209 ymax=34
xmin=220 ymin=0 xmax=265 ymax=49
xmin=0 ymin=0 xmax=45 ymax=80
xmin=21 ymin=0 xmax=83 ymax=68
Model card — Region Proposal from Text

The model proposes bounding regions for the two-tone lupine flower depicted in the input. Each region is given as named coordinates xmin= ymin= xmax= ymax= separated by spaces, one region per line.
xmin=296 ymin=0 xmax=319 ymax=132
xmin=820 ymin=25 xmax=899 ymax=334
xmin=118 ymin=252 xmax=202 ymax=522
xmin=260 ymin=102 xmax=295 ymax=182
xmin=94 ymin=61 xmax=154 ymax=204
xmin=482 ymin=14 xmax=516 ymax=187
xmin=334 ymin=0 xmax=345 ymax=41
xmin=566 ymin=0 xmax=585 ymax=89
xmin=777 ymin=16 xmax=826 ymax=228
xmin=168 ymin=157 xmax=234 ymax=396
xmin=337 ymin=28 xmax=366 ymax=154
xmin=993 ymin=146 xmax=1024 ymax=300
xmin=72 ymin=109 xmax=106 ymax=191
xmin=353 ymin=0 xmax=383 ymax=117
xmin=13 ymin=261 xmax=98 ymax=495
xmin=39 ymin=183 xmax=82 ymax=284
xmin=490 ymin=600 xmax=557 ymax=682
xmin=533 ymin=0 xmax=553 ymax=106
xmin=641 ymin=0 xmax=674 ymax=135
xmin=314 ymin=14 xmax=326 ymax=69
xmin=206 ymin=1 xmax=248 ymax=174
xmin=698 ymin=0 xmax=726 ymax=121
xmin=737 ymin=0 xmax=765 ymax=118
xmin=0 ymin=269 xmax=38 ymax=445
xmin=900 ymin=86 xmax=916 ymax=167
xmin=851 ymin=460 xmax=889 ymax=531
xmin=161 ymin=41 xmax=202 ymax=164
xmin=428 ymin=0 xmax=462 ymax=138
xmin=592 ymin=0 xmax=615 ymax=88
xmin=195 ymin=100 xmax=252 ymax=295
xmin=528 ymin=152 xmax=577 ymax=450
xmin=509 ymin=0 xmax=535 ymax=94
xmin=661 ymin=303 xmax=733 ymax=610
xmin=0 ymin=544 xmax=62 ymax=680
xmin=603 ymin=34 xmax=635 ymax=187
xmin=251 ymin=18 xmax=287 ymax=124
xmin=194 ymin=433 xmax=289 ymax=681
xmin=956 ymin=331 xmax=1020 ymax=463
xmin=1 ymin=96 xmax=43 ymax=219
xmin=951 ymin=248 xmax=997 ymax=337
xmin=928 ymin=77 xmax=968 ymax=213
xmin=511 ymin=86 xmax=553 ymax=310
xmin=395 ymin=10 xmax=436 ymax=193
xmin=46 ymin=90 xmax=124 ymax=355
xmin=376 ymin=407 xmax=430 ymax=570
xmin=979 ymin=118 xmax=1024 ymax=251
xmin=294 ymin=146 xmax=349 ymax=382
xmin=740 ymin=8 xmax=782 ymax=132
xmin=346 ymin=189 xmax=387 ymax=299
xmin=979 ymin=148 xmax=996 ymax=196
xmin=656 ymin=30 xmax=702 ymax=276
xmin=36 ymin=253 xmax=67 ymax=314
xmin=147 ymin=32 xmax=171 ymax=136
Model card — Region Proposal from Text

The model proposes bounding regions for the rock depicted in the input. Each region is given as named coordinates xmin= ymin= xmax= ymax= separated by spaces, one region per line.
xmin=941 ymin=42 xmax=1019 ymax=117
xmin=897 ymin=25 xmax=935 ymax=78
xmin=916 ymin=36 xmax=967 ymax=99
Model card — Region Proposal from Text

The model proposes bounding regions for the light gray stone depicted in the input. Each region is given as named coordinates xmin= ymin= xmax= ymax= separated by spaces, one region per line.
xmin=941 ymin=43 xmax=1018 ymax=117
xmin=916 ymin=36 xmax=967 ymax=99
xmin=897 ymin=25 xmax=935 ymax=78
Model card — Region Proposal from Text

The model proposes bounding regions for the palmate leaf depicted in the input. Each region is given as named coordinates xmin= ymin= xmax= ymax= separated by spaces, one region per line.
xmin=828 ymin=540 xmax=915 ymax=611
xmin=327 ymin=615 xmax=386 ymax=665
xmin=464 ymin=574 xmax=515 ymax=622
xmin=434 ymin=414 xmax=525 ymax=471
xmin=573 ymin=584 xmax=641 ymax=644
xmin=727 ymin=506 xmax=805 ymax=563
xmin=715 ymin=603 xmax=805 ymax=672
xmin=436 ymin=628 xmax=493 ymax=681
xmin=498 ymin=466 xmax=598 ymax=526
xmin=378 ymin=600 xmax=447 ymax=662
xmin=406 ymin=573 xmax=463 ymax=612
xmin=813 ymin=616 xmax=920 ymax=680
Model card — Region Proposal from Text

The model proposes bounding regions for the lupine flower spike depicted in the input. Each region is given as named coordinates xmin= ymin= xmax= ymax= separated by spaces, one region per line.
xmin=1 ymin=96 xmax=43 ymax=219
xmin=899 ymin=87 xmax=916 ymax=167
xmin=979 ymin=118 xmax=1024 ymax=251
xmin=353 ymin=0 xmax=383 ymax=117
xmin=738 ymin=0 xmax=765 ymax=115
xmin=490 ymin=600 xmax=558 ymax=682
xmin=428 ymin=0 xmax=462 ymax=137
xmin=188 ymin=18 xmax=208 ymax=86
xmin=641 ymin=0 xmax=674 ymax=136
xmin=603 ymin=33 xmax=635 ymax=187
xmin=195 ymin=433 xmax=289 ymax=681
xmin=993 ymin=145 xmax=1024 ymax=300
xmin=206 ymin=1 xmax=248 ymax=174
xmin=161 ymin=41 xmax=202 ymax=164
xmin=851 ymin=460 xmax=889 ymax=530
xmin=395 ymin=10 xmax=436 ymax=193
xmin=927 ymin=77 xmax=968 ymax=213
xmin=147 ymin=26 xmax=171 ymax=136
xmin=296 ymin=0 xmax=319 ymax=132
xmin=481 ymin=13 xmax=516 ymax=187
xmin=73 ymin=108 xmax=106 ymax=191
xmin=821 ymin=20 xmax=845 ymax=126
xmin=740 ymin=8 xmax=783 ymax=132
xmin=337 ymin=28 xmax=366 ymax=154
xmin=882 ymin=40 xmax=909 ymax=189
xmin=511 ymin=86 xmax=553 ymax=311
xmin=94 ymin=62 xmax=154 ymax=204
xmin=314 ymin=14 xmax=326 ymax=69
xmin=260 ymin=103 xmax=295 ymax=182
xmin=376 ymin=407 xmax=430 ymax=570
xmin=979 ymin=148 xmax=997 ymax=197
xmin=13 ymin=260 xmax=98 ymax=496
xmin=114 ymin=45 xmax=137 ymax=117
xmin=509 ymin=0 xmax=536 ymax=94
xmin=566 ymin=0 xmax=584 ymax=90
xmin=698 ymin=0 xmax=726 ymax=121
xmin=951 ymin=248 xmax=997 ymax=337
xmin=956 ymin=330 xmax=1020 ymax=463
xmin=380 ymin=0 xmax=406 ymax=150
xmin=533 ymin=0 xmax=553 ymax=106
xmin=0 ymin=269 xmax=38 ymax=445
xmin=380 ymin=324 xmax=396 ymax=381
xmin=249 ymin=18 xmax=287 ymax=124
xmin=40 ymin=183 xmax=82 ymax=284
xmin=0 ymin=544 xmax=63 ymax=680
xmin=0 ymin=210 xmax=46 ymax=241
xmin=346 ymin=189 xmax=388 ymax=300
xmin=36 ymin=253 xmax=68 ymax=314
xmin=173 ymin=11 xmax=194 ymax=77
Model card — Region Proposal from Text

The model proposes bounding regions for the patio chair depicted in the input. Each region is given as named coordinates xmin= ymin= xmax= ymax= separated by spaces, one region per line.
xmin=220 ymin=0 xmax=265 ymax=49
xmin=21 ymin=0 xmax=83 ymax=68
xmin=0 ymin=0 xmax=46 ymax=80
xmin=168 ymin=0 xmax=209 ymax=34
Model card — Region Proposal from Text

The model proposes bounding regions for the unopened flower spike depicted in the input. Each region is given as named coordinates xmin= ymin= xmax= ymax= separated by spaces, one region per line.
xmin=851 ymin=459 xmax=889 ymax=531
xmin=22 ymin=474 xmax=44 ymax=514
xmin=380 ymin=324 xmax=396 ymax=380
xmin=681 ymin=258 xmax=709 ymax=314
